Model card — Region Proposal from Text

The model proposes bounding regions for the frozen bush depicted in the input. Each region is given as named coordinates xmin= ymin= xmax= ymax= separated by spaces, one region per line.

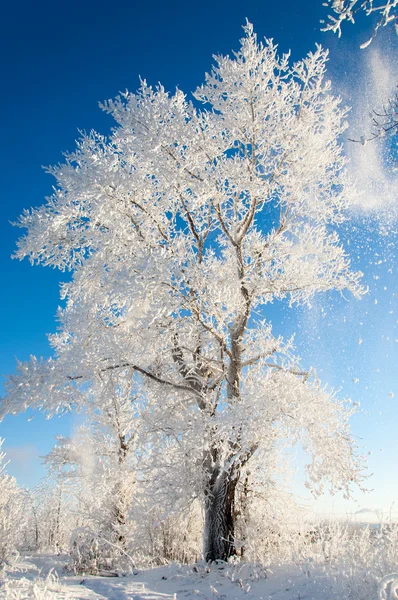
xmin=0 ymin=570 xmax=72 ymax=599
xmin=69 ymin=527 xmax=134 ymax=574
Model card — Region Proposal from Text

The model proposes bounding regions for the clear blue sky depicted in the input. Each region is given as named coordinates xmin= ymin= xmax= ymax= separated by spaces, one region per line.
xmin=1 ymin=0 xmax=397 ymax=517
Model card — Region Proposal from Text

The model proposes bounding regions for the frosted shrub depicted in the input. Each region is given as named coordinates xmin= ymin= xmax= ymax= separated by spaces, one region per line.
xmin=0 ymin=570 xmax=72 ymax=600
xmin=281 ymin=520 xmax=398 ymax=600
xmin=69 ymin=527 xmax=134 ymax=574
xmin=326 ymin=523 xmax=398 ymax=600
xmin=69 ymin=527 xmax=117 ymax=574
xmin=230 ymin=510 xmax=398 ymax=600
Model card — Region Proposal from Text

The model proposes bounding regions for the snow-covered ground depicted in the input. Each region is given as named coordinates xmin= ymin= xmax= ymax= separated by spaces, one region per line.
xmin=0 ymin=552 xmax=387 ymax=600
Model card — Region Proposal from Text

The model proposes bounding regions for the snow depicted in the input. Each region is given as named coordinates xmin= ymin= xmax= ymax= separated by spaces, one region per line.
xmin=0 ymin=552 xmax=392 ymax=600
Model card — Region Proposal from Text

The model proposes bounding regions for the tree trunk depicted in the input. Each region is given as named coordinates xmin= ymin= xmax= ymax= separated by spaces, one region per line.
xmin=204 ymin=469 xmax=238 ymax=562
xmin=113 ymin=496 xmax=127 ymax=548
xmin=237 ymin=473 xmax=250 ymax=558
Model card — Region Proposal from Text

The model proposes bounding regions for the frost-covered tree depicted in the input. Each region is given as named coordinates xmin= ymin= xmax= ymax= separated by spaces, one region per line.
xmin=42 ymin=371 xmax=138 ymax=571
xmin=45 ymin=430 xmax=134 ymax=572
xmin=3 ymin=24 xmax=365 ymax=561
xmin=45 ymin=372 xmax=137 ymax=545
xmin=22 ymin=481 xmax=75 ymax=553
xmin=0 ymin=440 xmax=25 ymax=571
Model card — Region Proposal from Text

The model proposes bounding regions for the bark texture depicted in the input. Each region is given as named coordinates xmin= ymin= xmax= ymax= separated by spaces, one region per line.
xmin=204 ymin=469 xmax=238 ymax=562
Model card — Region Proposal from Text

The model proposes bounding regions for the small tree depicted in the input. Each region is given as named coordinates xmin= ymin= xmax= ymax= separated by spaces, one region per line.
xmin=42 ymin=371 xmax=138 ymax=571
xmin=0 ymin=440 xmax=25 ymax=571
xmin=20 ymin=476 xmax=78 ymax=554
xmin=3 ymin=24 xmax=365 ymax=561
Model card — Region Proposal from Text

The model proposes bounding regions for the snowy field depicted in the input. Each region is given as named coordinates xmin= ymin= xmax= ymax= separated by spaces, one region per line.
xmin=1 ymin=551 xmax=396 ymax=600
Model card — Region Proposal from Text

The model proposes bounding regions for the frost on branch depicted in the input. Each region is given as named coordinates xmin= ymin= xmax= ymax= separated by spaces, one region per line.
xmin=4 ymin=23 xmax=366 ymax=561
xmin=321 ymin=1 xmax=398 ymax=48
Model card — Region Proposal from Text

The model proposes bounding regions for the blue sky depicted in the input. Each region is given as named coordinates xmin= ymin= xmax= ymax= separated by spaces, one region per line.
xmin=1 ymin=0 xmax=397 ymax=517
